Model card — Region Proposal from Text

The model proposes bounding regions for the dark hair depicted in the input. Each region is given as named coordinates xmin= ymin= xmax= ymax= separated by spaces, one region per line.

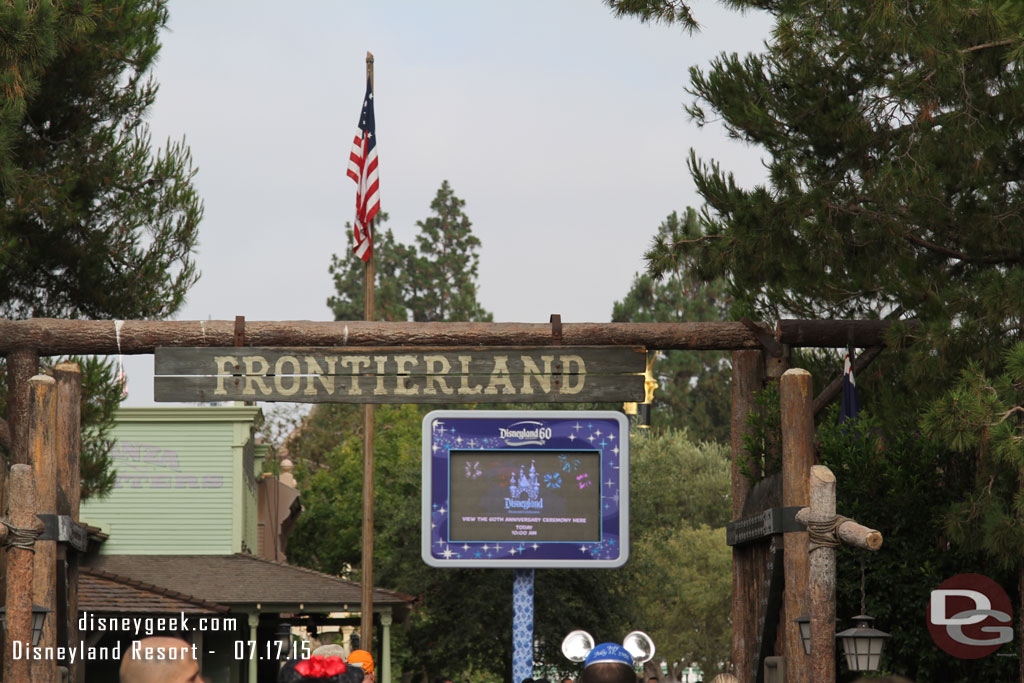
xmin=581 ymin=663 xmax=637 ymax=683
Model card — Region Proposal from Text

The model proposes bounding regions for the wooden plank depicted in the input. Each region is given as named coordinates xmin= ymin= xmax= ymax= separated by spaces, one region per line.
xmin=154 ymin=346 xmax=648 ymax=376
xmin=753 ymin=536 xmax=785 ymax=683
xmin=155 ymin=373 xmax=645 ymax=404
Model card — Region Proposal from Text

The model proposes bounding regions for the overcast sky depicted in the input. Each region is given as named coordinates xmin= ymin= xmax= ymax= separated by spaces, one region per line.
xmin=122 ymin=0 xmax=772 ymax=406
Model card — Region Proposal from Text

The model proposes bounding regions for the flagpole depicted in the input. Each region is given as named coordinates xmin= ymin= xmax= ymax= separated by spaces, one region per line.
xmin=360 ymin=50 xmax=376 ymax=654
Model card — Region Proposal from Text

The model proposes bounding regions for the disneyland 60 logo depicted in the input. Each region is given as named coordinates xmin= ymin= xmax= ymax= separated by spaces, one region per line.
xmin=927 ymin=573 xmax=1013 ymax=658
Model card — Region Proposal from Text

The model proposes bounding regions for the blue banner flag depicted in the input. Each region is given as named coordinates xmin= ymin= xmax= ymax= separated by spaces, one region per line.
xmin=839 ymin=351 xmax=860 ymax=424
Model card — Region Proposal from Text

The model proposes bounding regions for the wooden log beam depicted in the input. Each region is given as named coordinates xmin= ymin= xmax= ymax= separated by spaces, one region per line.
xmin=776 ymin=319 xmax=900 ymax=348
xmin=0 ymin=318 xmax=900 ymax=355
xmin=795 ymin=508 xmax=883 ymax=551
xmin=781 ymin=369 xmax=814 ymax=683
xmin=808 ymin=465 xmax=837 ymax=683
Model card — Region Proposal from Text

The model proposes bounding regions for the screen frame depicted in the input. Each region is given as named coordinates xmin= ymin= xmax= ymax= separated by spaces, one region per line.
xmin=421 ymin=410 xmax=630 ymax=568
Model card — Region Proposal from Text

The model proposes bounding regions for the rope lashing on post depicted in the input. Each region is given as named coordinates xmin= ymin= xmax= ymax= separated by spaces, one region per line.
xmin=2 ymin=520 xmax=42 ymax=553
xmin=806 ymin=514 xmax=852 ymax=548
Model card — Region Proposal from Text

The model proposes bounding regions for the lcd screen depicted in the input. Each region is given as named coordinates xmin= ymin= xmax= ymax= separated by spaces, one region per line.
xmin=448 ymin=450 xmax=601 ymax=543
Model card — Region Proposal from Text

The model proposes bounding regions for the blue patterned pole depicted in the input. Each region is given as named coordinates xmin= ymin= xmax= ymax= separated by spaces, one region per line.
xmin=512 ymin=568 xmax=535 ymax=683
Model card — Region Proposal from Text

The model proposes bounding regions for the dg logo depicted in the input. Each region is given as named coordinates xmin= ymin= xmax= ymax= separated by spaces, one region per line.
xmin=927 ymin=573 xmax=1013 ymax=659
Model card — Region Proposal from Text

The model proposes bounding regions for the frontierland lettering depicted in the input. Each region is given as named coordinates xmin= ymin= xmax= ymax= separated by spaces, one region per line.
xmin=153 ymin=346 xmax=646 ymax=404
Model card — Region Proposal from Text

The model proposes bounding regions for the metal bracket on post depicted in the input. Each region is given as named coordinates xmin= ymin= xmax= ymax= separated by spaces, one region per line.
xmin=725 ymin=506 xmax=805 ymax=547
xmin=35 ymin=515 xmax=88 ymax=552
xmin=549 ymin=314 xmax=562 ymax=346
xmin=741 ymin=317 xmax=785 ymax=357
xmin=234 ymin=315 xmax=245 ymax=347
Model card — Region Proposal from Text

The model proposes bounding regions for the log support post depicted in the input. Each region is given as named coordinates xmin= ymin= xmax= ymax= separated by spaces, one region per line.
xmin=3 ymin=464 xmax=43 ymax=683
xmin=730 ymin=350 xmax=764 ymax=682
xmin=55 ymin=363 xmax=82 ymax=683
xmin=780 ymin=369 xmax=813 ymax=683
xmin=807 ymin=466 xmax=836 ymax=683
xmin=794 ymin=470 xmax=884 ymax=682
xmin=29 ymin=375 xmax=57 ymax=683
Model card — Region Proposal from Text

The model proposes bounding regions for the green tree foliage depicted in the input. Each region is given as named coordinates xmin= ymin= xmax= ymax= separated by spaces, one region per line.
xmin=608 ymin=0 xmax=1024 ymax=677
xmin=327 ymin=213 xmax=417 ymax=322
xmin=639 ymin=1 xmax=1024 ymax=387
xmin=624 ymin=429 xmax=732 ymax=678
xmin=328 ymin=181 xmax=492 ymax=323
xmin=287 ymin=404 xmax=629 ymax=682
xmin=612 ymin=209 xmax=732 ymax=442
xmin=817 ymin=411 xmax=1016 ymax=682
xmin=0 ymin=0 xmax=202 ymax=498
xmin=924 ymin=343 xmax=1024 ymax=571
xmin=0 ymin=0 xmax=201 ymax=319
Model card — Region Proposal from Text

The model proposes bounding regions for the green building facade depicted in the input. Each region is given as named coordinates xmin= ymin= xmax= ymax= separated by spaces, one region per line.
xmin=81 ymin=406 xmax=264 ymax=556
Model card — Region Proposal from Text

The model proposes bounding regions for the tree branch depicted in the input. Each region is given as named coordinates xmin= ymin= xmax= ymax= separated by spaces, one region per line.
xmin=961 ymin=38 xmax=1018 ymax=54
xmin=673 ymin=234 xmax=723 ymax=247
xmin=902 ymin=231 xmax=1024 ymax=265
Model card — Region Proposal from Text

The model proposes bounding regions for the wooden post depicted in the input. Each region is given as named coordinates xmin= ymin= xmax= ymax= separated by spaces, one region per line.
xmin=780 ymin=368 xmax=813 ymax=683
xmin=730 ymin=350 xmax=763 ymax=681
xmin=7 ymin=348 xmax=40 ymax=465
xmin=807 ymin=466 xmax=836 ymax=683
xmin=360 ymin=50 xmax=376 ymax=652
xmin=29 ymin=374 xmax=57 ymax=683
xmin=55 ymin=362 xmax=82 ymax=683
xmin=4 ymin=464 xmax=42 ymax=683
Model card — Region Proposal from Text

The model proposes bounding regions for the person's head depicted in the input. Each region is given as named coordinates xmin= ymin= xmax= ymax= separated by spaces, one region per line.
xmin=348 ymin=649 xmax=375 ymax=683
xmin=561 ymin=677 xmax=574 ymax=683
xmin=279 ymin=656 xmax=360 ymax=683
xmin=648 ymin=677 xmax=659 ymax=683
xmin=580 ymin=662 xmax=637 ymax=683
xmin=120 ymin=636 xmax=205 ymax=683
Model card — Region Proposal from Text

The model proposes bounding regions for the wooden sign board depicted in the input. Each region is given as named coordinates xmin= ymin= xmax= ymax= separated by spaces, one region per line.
xmin=154 ymin=346 xmax=646 ymax=404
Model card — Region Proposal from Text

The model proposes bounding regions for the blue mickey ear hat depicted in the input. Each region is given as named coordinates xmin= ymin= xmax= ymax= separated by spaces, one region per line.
xmin=561 ymin=630 xmax=655 ymax=668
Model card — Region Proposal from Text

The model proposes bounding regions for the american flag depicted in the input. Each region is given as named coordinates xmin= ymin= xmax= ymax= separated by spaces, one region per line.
xmin=839 ymin=350 xmax=860 ymax=424
xmin=347 ymin=76 xmax=379 ymax=262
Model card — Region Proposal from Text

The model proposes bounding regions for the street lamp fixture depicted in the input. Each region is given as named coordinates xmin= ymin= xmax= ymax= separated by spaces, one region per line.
xmin=836 ymin=614 xmax=890 ymax=672
xmin=0 ymin=605 xmax=53 ymax=646
xmin=794 ymin=615 xmax=811 ymax=655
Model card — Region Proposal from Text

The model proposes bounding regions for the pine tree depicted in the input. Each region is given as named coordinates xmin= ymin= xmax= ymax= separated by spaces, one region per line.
xmin=327 ymin=180 xmax=492 ymax=323
xmin=612 ymin=209 xmax=732 ymax=442
xmin=0 ymin=0 xmax=202 ymax=499
xmin=0 ymin=0 xmax=201 ymax=319
xmin=408 ymin=180 xmax=492 ymax=323
xmin=641 ymin=1 xmax=1024 ymax=388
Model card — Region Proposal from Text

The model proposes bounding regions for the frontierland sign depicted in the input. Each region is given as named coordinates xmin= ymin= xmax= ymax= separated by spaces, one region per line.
xmin=154 ymin=346 xmax=646 ymax=404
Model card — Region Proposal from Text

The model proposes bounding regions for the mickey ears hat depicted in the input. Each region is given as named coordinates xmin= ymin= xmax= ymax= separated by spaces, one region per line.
xmin=561 ymin=630 xmax=655 ymax=668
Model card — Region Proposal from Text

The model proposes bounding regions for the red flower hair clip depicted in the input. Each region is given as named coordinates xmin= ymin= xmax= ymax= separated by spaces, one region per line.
xmin=295 ymin=655 xmax=347 ymax=678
